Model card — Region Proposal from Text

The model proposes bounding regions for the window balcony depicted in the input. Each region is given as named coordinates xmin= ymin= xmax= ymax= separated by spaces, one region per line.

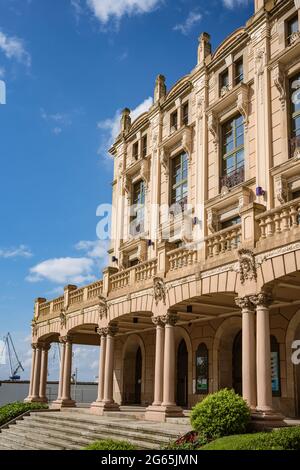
xmin=290 ymin=136 xmax=300 ymax=159
xmin=220 ymin=166 xmax=245 ymax=190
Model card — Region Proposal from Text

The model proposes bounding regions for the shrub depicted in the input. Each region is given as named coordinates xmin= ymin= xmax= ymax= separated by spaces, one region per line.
xmin=85 ymin=439 xmax=136 ymax=450
xmin=190 ymin=389 xmax=251 ymax=439
xmin=200 ymin=427 xmax=300 ymax=450
xmin=0 ymin=402 xmax=48 ymax=427
xmin=161 ymin=431 xmax=208 ymax=450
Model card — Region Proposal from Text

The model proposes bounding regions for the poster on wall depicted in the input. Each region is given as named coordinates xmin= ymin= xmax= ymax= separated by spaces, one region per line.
xmin=271 ymin=351 xmax=280 ymax=394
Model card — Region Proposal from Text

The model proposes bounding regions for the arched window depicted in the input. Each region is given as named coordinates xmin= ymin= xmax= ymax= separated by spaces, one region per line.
xmin=271 ymin=335 xmax=281 ymax=397
xmin=195 ymin=343 xmax=209 ymax=395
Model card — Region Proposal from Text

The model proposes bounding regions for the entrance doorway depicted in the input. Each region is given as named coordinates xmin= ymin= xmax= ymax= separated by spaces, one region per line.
xmin=134 ymin=347 xmax=142 ymax=404
xmin=176 ymin=339 xmax=188 ymax=407
xmin=232 ymin=331 xmax=242 ymax=395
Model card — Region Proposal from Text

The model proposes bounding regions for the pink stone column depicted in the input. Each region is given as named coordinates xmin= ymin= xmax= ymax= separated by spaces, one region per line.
xmin=162 ymin=313 xmax=178 ymax=407
xmin=152 ymin=317 xmax=165 ymax=406
xmin=39 ymin=344 xmax=50 ymax=403
xmin=31 ymin=344 xmax=42 ymax=401
xmin=24 ymin=345 xmax=37 ymax=402
xmin=61 ymin=337 xmax=75 ymax=405
xmin=57 ymin=340 xmax=66 ymax=401
xmin=103 ymin=325 xmax=118 ymax=405
xmin=251 ymin=292 xmax=273 ymax=412
xmin=90 ymin=330 xmax=107 ymax=412
xmin=236 ymin=297 xmax=257 ymax=409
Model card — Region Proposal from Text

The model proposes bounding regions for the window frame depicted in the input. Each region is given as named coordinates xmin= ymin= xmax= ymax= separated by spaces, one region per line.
xmin=220 ymin=69 xmax=229 ymax=96
xmin=221 ymin=114 xmax=245 ymax=178
xmin=170 ymin=110 xmax=178 ymax=131
xmin=170 ymin=151 xmax=188 ymax=208
xmin=195 ymin=343 xmax=209 ymax=395
xmin=286 ymin=14 xmax=299 ymax=46
xmin=131 ymin=179 xmax=145 ymax=235
xmin=182 ymin=102 xmax=189 ymax=126
xmin=290 ymin=73 xmax=300 ymax=157
xmin=234 ymin=58 xmax=244 ymax=86
xmin=142 ymin=135 xmax=148 ymax=158
xmin=132 ymin=141 xmax=139 ymax=160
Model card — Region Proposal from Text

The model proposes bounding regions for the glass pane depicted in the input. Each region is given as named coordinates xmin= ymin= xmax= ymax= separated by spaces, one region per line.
xmin=237 ymin=150 xmax=244 ymax=166
xmin=225 ymin=156 xmax=235 ymax=174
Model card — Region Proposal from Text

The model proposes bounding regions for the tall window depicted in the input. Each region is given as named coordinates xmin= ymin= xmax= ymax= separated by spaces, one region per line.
xmin=182 ymin=102 xmax=189 ymax=126
xmin=142 ymin=135 xmax=147 ymax=158
xmin=131 ymin=180 xmax=145 ymax=235
xmin=171 ymin=152 xmax=188 ymax=208
xmin=196 ymin=344 xmax=209 ymax=395
xmin=221 ymin=114 xmax=244 ymax=188
xmin=290 ymin=74 xmax=300 ymax=157
xmin=235 ymin=59 xmax=244 ymax=85
xmin=287 ymin=15 xmax=299 ymax=45
xmin=220 ymin=69 xmax=229 ymax=96
xmin=170 ymin=110 xmax=178 ymax=131
xmin=271 ymin=336 xmax=281 ymax=397
xmin=132 ymin=141 xmax=139 ymax=160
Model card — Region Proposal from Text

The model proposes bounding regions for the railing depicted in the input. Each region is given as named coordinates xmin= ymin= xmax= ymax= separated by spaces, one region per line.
xmin=87 ymin=280 xmax=103 ymax=299
xmin=53 ymin=296 xmax=64 ymax=313
xmin=206 ymin=224 xmax=242 ymax=258
xmin=135 ymin=259 xmax=157 ymax=282
xmin=39 ymin=301 xmax=51 ymax=316
xmin=168 ymin=248 xmax=198 ymax=271
xmin=256 ymin=198 xmax=300 ymax=241
xmin=220 ymin=166 xmax=244 ymax=190
xmin=69 ymin=288 xmax=84 ymax=306
xmin=110 ymin=269 xmax=130 ymax=291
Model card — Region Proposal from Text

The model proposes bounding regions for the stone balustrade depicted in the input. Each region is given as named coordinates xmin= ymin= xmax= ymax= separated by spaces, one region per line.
xmin=135 ymin=259 xmax=157 ymax=282
xmin=39 ymin=301 xmax=51 ymax=317
xmin=206 ymin=224 xmax=242 ymax=258
xmin=168 ymin=247 xmax=198 ymax=271
xmin=110 ymin=269 xmax=130 ymax=291
xmin=87 ymin=280 xmax=103 ymax=299
xmin=256 ymin=198 xmax=300 ymax=241
xmin=69 ymin=287 xmax=84 ymax=306
xmin=53 ymin=297 xmax=64 ymax=313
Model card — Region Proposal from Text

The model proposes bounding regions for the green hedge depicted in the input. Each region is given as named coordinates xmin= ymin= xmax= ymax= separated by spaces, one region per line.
xmin=201 ymin=427 xmax=300 ymax=450
xmin=0 ymin=402 xmax=48 ymax=427
xmin=85 ymin=439 xmax=136 ymax=450
xmin=191 ymin=389 xmax=251 ymax=439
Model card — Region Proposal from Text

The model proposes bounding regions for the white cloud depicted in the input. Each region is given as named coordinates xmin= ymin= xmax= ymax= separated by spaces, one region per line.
xmin=75 ymin=240 xmax=109 ymax=259
xmin=0 ymin=245 xmax=32 ymax=259
xmin=223 ymin=0 xmax=249 ymax=8
xmin=41 ymin=109 xmax=72 ymax=135
xmin=97 ymin=96 xmax=153 ymax=157
xmin=173 ymin=11 xmax=202 ymax=35
xmin=0 ymin=30 xmax=31 ymax=67
xmin=0 ymin=67 xmax=5 ymax=78
xmin=86 ymin=0 xmax=163 ymax=25
xmin=26 ymin=257 xmax=96 ymax=284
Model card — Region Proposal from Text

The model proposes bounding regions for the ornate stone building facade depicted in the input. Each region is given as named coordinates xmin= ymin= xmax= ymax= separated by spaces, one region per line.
xmin=27 ymin=0 xmax=300 ymax=421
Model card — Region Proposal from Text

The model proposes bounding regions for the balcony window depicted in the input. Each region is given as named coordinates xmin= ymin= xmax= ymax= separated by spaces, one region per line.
xmin=234 ymin=59 xmax=244 ymax=86
xmin=182 ymin=102 xmax=189 ymax=126
xmin=132 ymin=141 xmax=139 ymax=160
xmin=290 ymin=74 xmax=300 ymax=158
xmin=171 ymin=152 xmax=188 ymax=210
xmin=220 ymin=69 xmax=229 ymax=96
xmin=170 ymin=110 xmax=178 ymax=132
xmin=221 ymin=216 xmax=241 ymax=230
xmin=287 ymin=15 xmax=299 ymax=45
xmin=142 ymin=135 xmax=147 ymax=158
xmin=221 ymin=114 xmax=244 ymax=189
xmin=131 ymin=180 xmax=145 ymax=235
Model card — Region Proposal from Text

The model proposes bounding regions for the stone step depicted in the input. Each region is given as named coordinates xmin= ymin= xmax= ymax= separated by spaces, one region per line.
xmin=28 ymin=412 xmax=187 ymax=439
xmin=0 ymin=433 xmax=40 ymax=451
xmin=19 ymin=417 xmax=171 ymax=448
xmin=2 ymin=427 xmax=82 ymax=451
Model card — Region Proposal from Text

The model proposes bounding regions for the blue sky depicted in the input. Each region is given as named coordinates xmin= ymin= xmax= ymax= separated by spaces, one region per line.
xmin=0 ymin=0 xmax=253 ymax=381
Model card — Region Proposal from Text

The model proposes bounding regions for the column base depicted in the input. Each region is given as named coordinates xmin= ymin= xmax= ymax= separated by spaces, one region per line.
xmin=145 ymin=404 xmax=184 ymax=422
xmin=24 ymin=397 xmax=47 ymax=403
xmin=90 ymin=401 xmax=120 ymax=415
xmin=251 ymin=409 xmax=285 ymax=430
xmin=52 ymin=399 xmax=76 ymax=409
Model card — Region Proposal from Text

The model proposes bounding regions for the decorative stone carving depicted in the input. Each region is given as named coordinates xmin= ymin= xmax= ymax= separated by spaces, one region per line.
xmin=120 ymin=108 xmax=131 ymax=134
xmin=207 ymin=208 xmax=219 ymax=233
xmin=31 ymin=319 xmax=38 ymax=336
xmin=207 ymin=112 xmax=218 ymax=148
xmin=160 ymin=147 xmax=169 ymax=176
xmin=152 ymin=316 xmax=165 ymax=327
xmin=220 ymin=85 xmax=230 ymax=97
xmin=237 ymin=88 xmax=249 ymax=130
xmin=237 ymin=249 xmax=258 ymax=285
xmin=98 ymin=295 xmax=108 ymax=320
xmin=105 ymin=323 xmax=119 ymax=337
xmin=249 ymin=291 xmax=273 ymax=308
xmin=141 ymin=158 xmax=150 ymax=188
xmin=197 ymin=33 xmax=211 ymax=66
xmin=290 ymin=31 xmax=300 ymax=46
xmin=161 ymin=312 xmax=178 ymax=326
xmin=254 ymin=48 xmax=266 ymax=76
xmin=273 ymin=64 xmax=286 ymax=110
xmin=60 ymin=308 xmax=67 ymax=327
xmin=275 ymin=175 xmax=288 ymax=205
xmin=153 ymin=277 xmax=167 ymax=305
xmin=235 ymin=296 xmax=253 ymax=310
xmin=96 ymin=327 xmax=107 ymax=337
xmin=154 ymin=74 xmax=166 ymax=103
xmin=181 ymin=127 xmax=192 ymax=162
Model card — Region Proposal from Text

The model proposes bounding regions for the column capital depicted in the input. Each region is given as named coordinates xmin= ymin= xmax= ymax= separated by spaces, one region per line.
xmin=235 ymin=296 xmax=254 ymax=311
xmin=250 ymin=291 xmax=272 ymax=308
xmin=105 ymin=323 xmax=118 ymax=337
xmin=59 ymin=335 xmax=73 ymax=344
xmin=40 ymin=343 xmax=51 ymax=352
xmin=161 ymin=312 xmax=178 ymax=326
xmin=152 ymin=316 xmax=165 ymax=327
xmin=96 ymin=327 xmax=108 ymax=337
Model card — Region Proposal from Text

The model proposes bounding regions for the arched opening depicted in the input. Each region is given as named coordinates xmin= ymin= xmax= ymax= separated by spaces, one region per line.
xmin=232 ymin=331 xmax=242 ymax=396
xmin=176 ymin=339 xmax=188 ymax=407
xmin=195 ymin=343 xmax=209 ymax=395
xmin=122 ymin=338 xmax=144 ymax=405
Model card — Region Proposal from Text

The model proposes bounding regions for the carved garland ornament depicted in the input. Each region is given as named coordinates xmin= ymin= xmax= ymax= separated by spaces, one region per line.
xmin=153 ymin=277 xmax=168 ymax=305
xmin=237 ymin=249 xmax=258 ymax=285
xmin=98 ymin=295 xmax=108 ymax=320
